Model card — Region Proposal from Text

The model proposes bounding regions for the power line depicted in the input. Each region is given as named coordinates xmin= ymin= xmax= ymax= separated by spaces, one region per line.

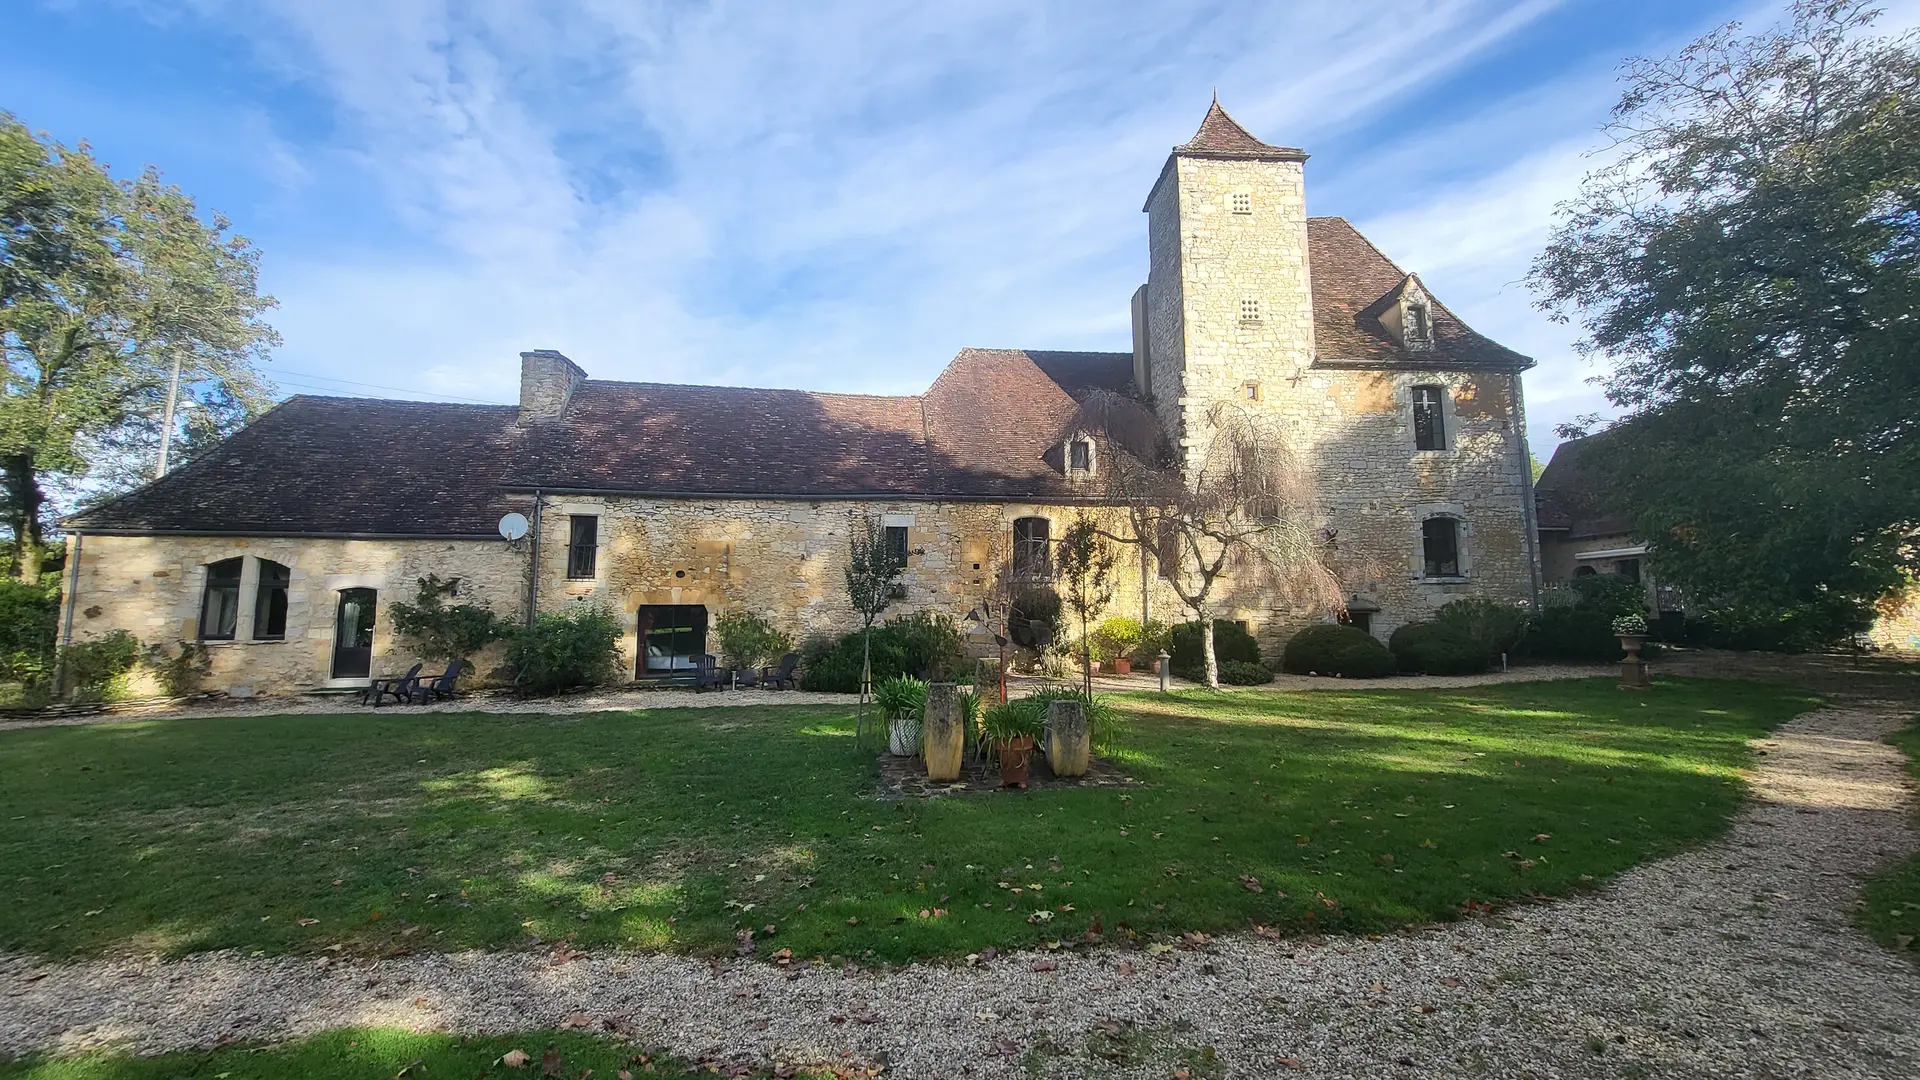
xmin=261 ymin=366 xmax=510 ymax=405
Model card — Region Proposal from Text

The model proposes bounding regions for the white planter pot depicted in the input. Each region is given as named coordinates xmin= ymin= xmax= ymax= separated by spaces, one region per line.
xmin=888 ymin=715 xmax=920 ymax=757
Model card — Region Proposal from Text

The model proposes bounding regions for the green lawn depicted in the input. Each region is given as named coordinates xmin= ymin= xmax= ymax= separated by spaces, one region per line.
xmin=0 ymin=677 xmax=1810 ymax=963
xmin=0 ymin=1030 xmax=715 ymax=1080
xmin=1859 ymin=717 xmax=1920 ymax=955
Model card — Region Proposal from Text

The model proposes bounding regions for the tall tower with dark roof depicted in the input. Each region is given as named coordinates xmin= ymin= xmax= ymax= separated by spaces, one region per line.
xmin=1133 ymin=99 xmax=1313 ymax=467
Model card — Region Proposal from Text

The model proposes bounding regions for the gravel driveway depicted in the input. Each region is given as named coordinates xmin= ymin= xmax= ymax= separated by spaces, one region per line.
xmin=2 ymin=694 xmax=1916 ymax=1078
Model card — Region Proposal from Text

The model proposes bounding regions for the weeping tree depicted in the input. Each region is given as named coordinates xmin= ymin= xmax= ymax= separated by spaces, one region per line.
xmin=0 ymin=113 xmax=277 ymax=580
xmin=1055 ymin=514 xmax=1116 ymax=696
xmin=844 ymin=512 xmax=906 ymax=744
xmin=1075 ymin=392 xmax=1340 ymax=687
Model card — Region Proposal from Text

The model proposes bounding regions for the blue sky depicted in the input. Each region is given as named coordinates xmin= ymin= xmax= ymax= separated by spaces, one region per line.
xmin=10 ymin=0 xmax=1912 ymax=456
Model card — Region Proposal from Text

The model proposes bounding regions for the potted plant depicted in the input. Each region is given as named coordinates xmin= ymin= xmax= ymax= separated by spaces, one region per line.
xmin=1092 ymin=616 xmax=1144 ymax=676
xmin=981 ymin=699 xmax=1043 ymax=788
xmin=874 ymin=675 xmax=928 ymax=757
xmin=1611 ymin=612 xmax=1648 ymax=654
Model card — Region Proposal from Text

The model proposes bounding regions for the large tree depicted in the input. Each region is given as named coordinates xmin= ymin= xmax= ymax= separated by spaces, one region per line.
xmin=1076 ymin=392 xmax=1339 ymax=687
xmin=1530 ymin=1 xmax=1920 ymax=619
xmin=0 ymin=114 xmax=277 ymax=579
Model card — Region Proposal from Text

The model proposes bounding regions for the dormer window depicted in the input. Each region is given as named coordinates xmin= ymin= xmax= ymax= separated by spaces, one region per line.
xmin=1374 ymin=274 xmax=1436 ymax=352
xmin=1229 ymin=191 xmax=1252 ymax=215
xmin=1069 ymin=439 xmax=1092 ymax=472
xmin=1240 ymin=297 xmax=1261 ymax=323
xmin=1407 ymin=302 xmax=1432 ymax=345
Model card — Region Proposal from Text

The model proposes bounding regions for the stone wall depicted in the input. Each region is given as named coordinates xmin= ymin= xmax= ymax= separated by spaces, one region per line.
xmin=64 ymin=531 xmax=528 ymax=697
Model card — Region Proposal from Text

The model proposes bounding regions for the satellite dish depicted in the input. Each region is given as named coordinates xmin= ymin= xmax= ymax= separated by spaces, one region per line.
xmin=498 ymin=512 xmax=529 ymax=541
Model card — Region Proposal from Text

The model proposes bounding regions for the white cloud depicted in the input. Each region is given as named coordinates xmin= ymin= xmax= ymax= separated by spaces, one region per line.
xmin=188 ymin=0 xmax=1566 ymax=408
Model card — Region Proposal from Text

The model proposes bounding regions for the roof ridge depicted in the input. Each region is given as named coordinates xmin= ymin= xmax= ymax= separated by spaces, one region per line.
xmin=583 ymin=378 xmax=922 ymax=403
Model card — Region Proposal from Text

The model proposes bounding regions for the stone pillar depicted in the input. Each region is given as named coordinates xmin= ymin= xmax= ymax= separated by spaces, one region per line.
xmin=1045 ymin=699 xmax=1089 ymax=778
xmin=923 ymin=682 xmax=964 ymax=781
xmin=974 ymin=655 xmax=1001 ymax=703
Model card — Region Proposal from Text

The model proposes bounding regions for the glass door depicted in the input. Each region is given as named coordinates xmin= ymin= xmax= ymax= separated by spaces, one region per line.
xmin=636 ymin=604 xmax=707 ymax=676
xmin=332 ymin=588 xmax=377 ymax=679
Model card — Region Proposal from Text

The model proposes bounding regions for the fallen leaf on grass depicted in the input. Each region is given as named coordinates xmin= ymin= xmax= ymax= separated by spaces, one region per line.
xmin=296 ymin=919 xmax=318 ymax=926
xmin=1239 ymin=875 xmax=1263 ymax=893
xmin=501 ymin=1049 xmax=530 ymax=1068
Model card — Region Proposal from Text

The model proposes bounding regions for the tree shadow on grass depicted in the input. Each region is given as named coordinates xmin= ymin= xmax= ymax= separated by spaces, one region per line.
xmin=0 ymin=677 xmax=1815 ymax=963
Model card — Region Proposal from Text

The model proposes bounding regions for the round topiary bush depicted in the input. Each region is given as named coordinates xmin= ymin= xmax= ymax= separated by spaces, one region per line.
xmin=1279 ymin=623 xmax=1395 ymax=678
xmin=1388 ymin=621 xmax=1490 ymax=675
xmin=1168 ymin=619 xmax=1262 ymax=681
xmin=1219 ymin=659 xmax=1275 ymax=685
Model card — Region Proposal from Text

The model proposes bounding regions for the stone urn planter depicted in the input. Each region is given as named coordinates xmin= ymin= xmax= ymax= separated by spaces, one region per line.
xmin=1613 ymin=615 xmax=1650 ymax=689
xmin=1044 ymin=699 xmax=1090 ymax=777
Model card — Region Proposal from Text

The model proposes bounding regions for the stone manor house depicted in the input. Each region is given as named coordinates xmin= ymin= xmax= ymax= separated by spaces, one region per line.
xmin=59 ymin=102 xmax=1542 ymax=695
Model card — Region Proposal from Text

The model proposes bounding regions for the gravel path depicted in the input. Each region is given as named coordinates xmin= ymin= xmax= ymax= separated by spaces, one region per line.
xmin=3 ymin=696 xmax=1916 ymax=1077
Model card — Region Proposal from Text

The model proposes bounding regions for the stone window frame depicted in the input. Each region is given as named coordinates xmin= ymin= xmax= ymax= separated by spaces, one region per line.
xmin=197 ymin=557 xmax=244 ymax=641
xmin=1061 ymin=432 xmax=1097 ymax=480
xmin=1406 ymin=381 xmax=1457 ymax=454
xmin=252 ymin=559 xmax=292 ymax=641
xmin=1412 ymin=503 xmax=1472 ymax=582
xmin=1012 ymin=515 xmax=1054 ymax=582
xmin=194 ymin=554 xmax=302 ymax=645
xmin=566 ymin=514 xmax=600 ymax=580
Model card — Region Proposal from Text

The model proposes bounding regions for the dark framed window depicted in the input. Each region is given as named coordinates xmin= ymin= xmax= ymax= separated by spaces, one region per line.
xmin=253 ymin=559 xmax=290 ymax=640
xmin=1338 ymin=609 xmax=1373 ymax=634
xmin=1069 ymin=440 xmax=1092 ymax=472
xmin=198 ymin=558 xmax=243 ymax=641
xmin=637 ymin=604 xmax=707 ymax=674
xmin=1422 ymin=517 xmax=1461 ymax=578
xmin=1412 ymin=385 xmax=1446 ymax=450
xmin=567 ymin=515 xmax=598 ymax=579
xmin=1574 ymin=564 xmax=1598 ymax=577
xmin=883 ymin=525 xmax=910 ymax=565
xmin=1012 ymin=516 xmax=1052 ymax=580
xmin=1616 ymin=558 xmax=1641 ymax=583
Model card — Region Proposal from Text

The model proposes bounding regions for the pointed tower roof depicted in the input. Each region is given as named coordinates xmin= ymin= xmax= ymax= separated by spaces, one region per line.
xmin=1174 ymin=99 xmax=1307 ymax=161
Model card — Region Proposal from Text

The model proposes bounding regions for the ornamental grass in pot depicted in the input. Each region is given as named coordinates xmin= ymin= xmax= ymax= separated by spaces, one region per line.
xmin=874 ymin=675 xmax=928 ymax=757
xmin=981 ymin=699 xmax=1044 ymax=788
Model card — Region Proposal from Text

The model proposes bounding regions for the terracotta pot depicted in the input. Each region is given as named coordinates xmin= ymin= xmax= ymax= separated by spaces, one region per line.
xmin=1105 ymin=657 xmax=1132 ymax=675
xmin=997 ymin=735 xmax=1035 ymax=788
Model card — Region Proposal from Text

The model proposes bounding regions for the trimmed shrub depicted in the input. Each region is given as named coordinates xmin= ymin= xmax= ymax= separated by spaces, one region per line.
xmin=1388 ymin=622 xmax=1490 ymax=675
xmin=797 ymin=613 xmax=969 ymax=692
xmin=713 ymin=611 xmax=792 ymax=671
xmin=1518 ymin=606 xmax=1621 ymax=662
xmin=882 ymin=611 xmax=968 ymax=681
xmin=1280 ymin=623 xmax=1396 ymax=678
xmin=1568 ymin=572 xmax=1648 ymax=619
xmin=1432 ymin=596 xmax=1528 ymax=663
xmin=506 ymin=604 xmax=622 ymax=695
xmin=1089 ymin=616 xmax=1144 ymax=664
xmin=58 ymin=629 xmax=141 ymax=702
xmin=1168 ymin=619 xmax=1262 ymax=681
xmin=1219 ymin=659 xmax=1275 ymax=685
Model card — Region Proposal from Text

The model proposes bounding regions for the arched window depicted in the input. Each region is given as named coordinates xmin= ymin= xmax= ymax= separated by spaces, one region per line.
xmin=253 ymin=560 xmax=291 ymax=640
xmin=198 ymin=558 xmax=243 ymax=641
xmin=1573 ymin=565 xmax=1598 ymax=578
xmin=1012 ymin=517 xmax=1052 ymax=581
xmin=1422 ymin=517 xmax=1461 ymax=578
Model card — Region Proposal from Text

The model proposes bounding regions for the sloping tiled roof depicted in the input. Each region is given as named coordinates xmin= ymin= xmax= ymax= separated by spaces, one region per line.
xmin=67 ymin=398 xmax=522 ymax=536
xmin=1307 ymin=217 xmax=1532 ymax=372
xmin=922 ymin=349 xmax=1133 ymax=498
xmin=1533 ymin=429 xmax=1636 ymax=538
xmin=502 ymin=381 xmax=936 ymax=496
xmin=1176 ymin=100 xmax=1308 ymax=160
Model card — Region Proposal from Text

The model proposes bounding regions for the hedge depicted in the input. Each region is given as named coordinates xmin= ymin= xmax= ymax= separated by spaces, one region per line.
xmin=1279 ymin=623 xmax=1396 ymax=678
xmin=1387 ymin=621 xmax=1489 ymax=675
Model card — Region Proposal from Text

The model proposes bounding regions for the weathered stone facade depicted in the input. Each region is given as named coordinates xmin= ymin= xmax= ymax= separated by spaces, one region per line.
xmin=60 ymin=100 xmax=1544 ymax=692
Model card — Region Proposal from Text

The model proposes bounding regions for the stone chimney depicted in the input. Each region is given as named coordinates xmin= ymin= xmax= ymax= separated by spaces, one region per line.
xmin=518 ymin=349 xmax=586 ymax=423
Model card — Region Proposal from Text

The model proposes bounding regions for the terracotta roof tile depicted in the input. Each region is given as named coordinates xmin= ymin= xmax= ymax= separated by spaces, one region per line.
xmin=1307 ymin=217 xmax=1532 ymax=371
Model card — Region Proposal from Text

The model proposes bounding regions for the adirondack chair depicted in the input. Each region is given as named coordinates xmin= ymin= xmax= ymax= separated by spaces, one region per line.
xmin=761 ymin=652 xmax=800 ymax=690
xmin=692 ymin=654 xmax=723 ymax=691
xmin=363 ymin=662 xmax=423 ymax=707
xmin=411 ymin=661 xmax=462 ymax=704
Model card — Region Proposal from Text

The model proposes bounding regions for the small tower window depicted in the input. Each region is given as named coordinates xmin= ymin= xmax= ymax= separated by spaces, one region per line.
xmin=1242 ymin=382 xmax=1261 ymax=402
xmin=1239 ymin=297 xmax=1261 ymax=323
xmin=1422 ymin=516 xmax=1462 ymax=578
xmin=1412 ymin=385 xmax=1446 ymax=450
xmin=1229 ymin=191 xmax=1252 ymax=215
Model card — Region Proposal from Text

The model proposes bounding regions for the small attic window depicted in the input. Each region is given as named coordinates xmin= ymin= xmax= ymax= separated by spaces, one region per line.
xmin=1408 ymin=302 xmax=1432 ymax=342
xmin=1241 ymin=382 xmax=1261 ymax=402
xmin=1069 ymin=439 xmax=1092 ymax=472
xmin=1239 ymin=297 xmax=1261 ymax=323
xmin=1229 ymin=191 xmax=1252 ymax=215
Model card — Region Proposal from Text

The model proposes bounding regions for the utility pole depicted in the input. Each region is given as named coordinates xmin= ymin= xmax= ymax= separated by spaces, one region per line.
xmin=155 ymin=352 xmax=182 ymax=479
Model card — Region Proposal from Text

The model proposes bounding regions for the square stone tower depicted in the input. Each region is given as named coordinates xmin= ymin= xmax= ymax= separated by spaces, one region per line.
xmin=1135 ymin=100 xmax=1313 ymax=467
